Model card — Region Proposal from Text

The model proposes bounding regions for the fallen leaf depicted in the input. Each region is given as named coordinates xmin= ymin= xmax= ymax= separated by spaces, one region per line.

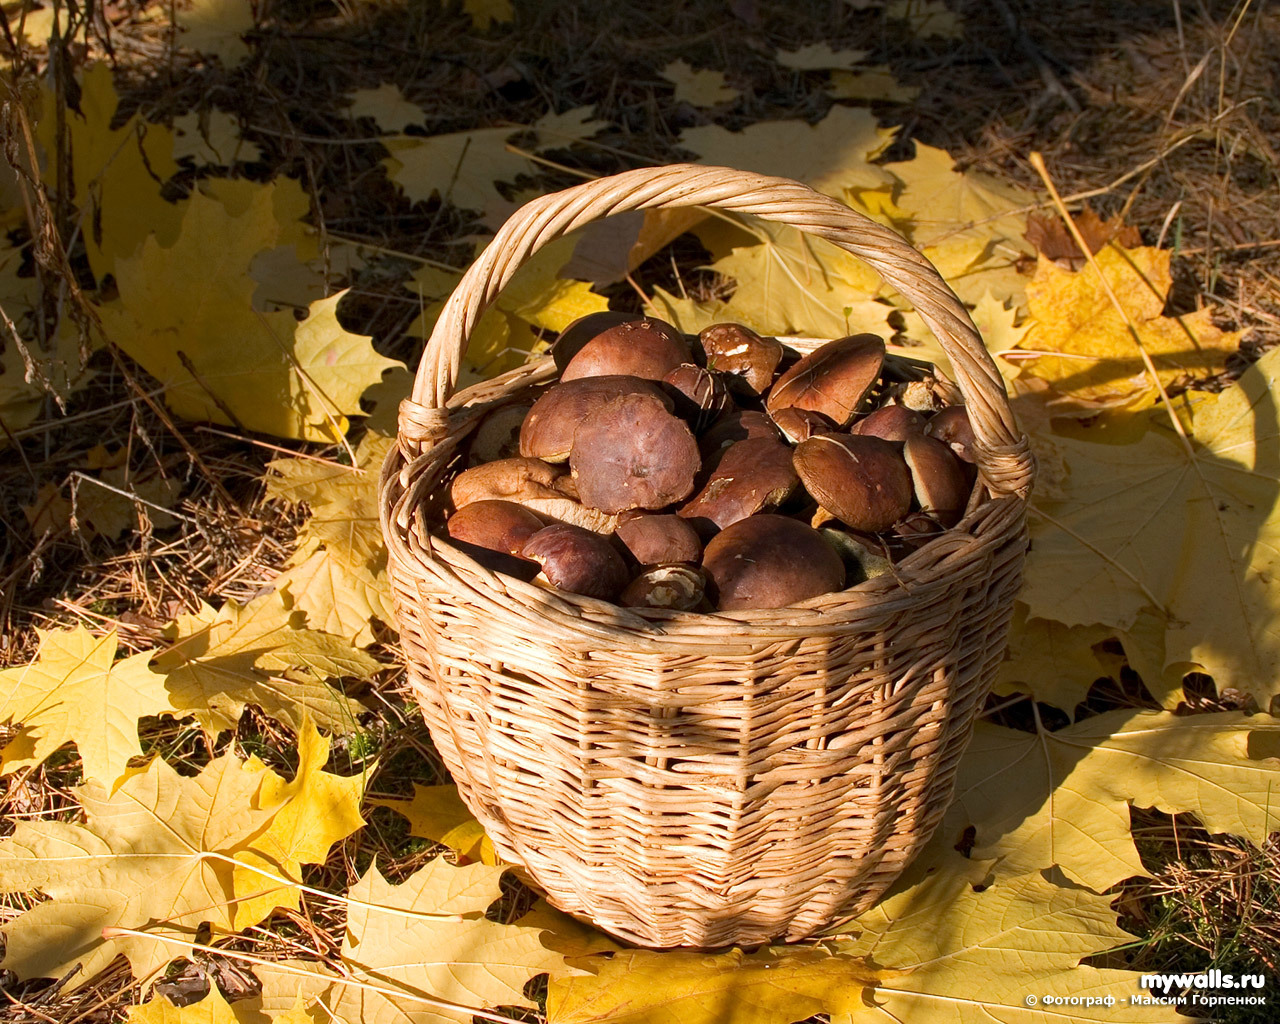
xmin=531 ymin=106 xmax=609 ymax=151
xmin=37 ymin=63 xmax=181 ymax=278
xmin=232 ymin=718 xmax=366 ymax=927
xmin=548 ymin=946 xmax=888 ymax=1024
xmin=1026 ymin=207 xmax=1143 ymax=266
xmin=463 ymin=0 xmax=512 ymax=31
xmin=372 ymin=784 xmax=497 ymax=863
xmin=947 ymin=710 xmax=1280 ymax=893
xmin=679 ymin=105 xmax=896 ymax=196
xmin=827 ymin=67 xmax=920 ymax=103
xmin=0 ymin=627 xmax=171 ymax=784
xmin=1018 ymin=246 xmax=1240 ymax=409
xmin=833 ymin=854 xmax=1179 ymax=1023
xmin=319 ymin=857 xmax=564 ymax=1024
xmin=275 ymin=550 xmax=395 ymax=649
xmin=885 ymin=0 xmax=963 ymax=39
xmin=0 ymin=753 xmax=274 ymax=985
xmin=563 ymin=208 xmax=709 ymax=285
xmin=347 ymin=83 xmax=425 ymax=132
xmin=173 ymin=110 xmax=262 ymax=165
xmin=1021 ymin=347 xmax=1280 ymax=701
xmin=993 ymin=606 xmax=1117 ymax=716
xmin=660 ymin=60 xmax=739 ymax=107
xmin=127 ymin=988 xmax=241 ymax=1024
xmin=176 ymin=0 xmax=254 ymax=65
xmin=776 ymin=43 xmax=869 ymax=70
xmin=100 ymin=184 xmax=402 ymax=441
xmin=72 ymin=446 xmax=182 ymax=539
xmin=383 ymin=127 xmax=532 ymax=217
xmin=151 ymin=595 xmax=370 ymax=732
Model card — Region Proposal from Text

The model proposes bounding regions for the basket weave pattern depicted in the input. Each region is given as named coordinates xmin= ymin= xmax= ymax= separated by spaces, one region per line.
xmin=379 ymin=165 xmax=1035 ymax=948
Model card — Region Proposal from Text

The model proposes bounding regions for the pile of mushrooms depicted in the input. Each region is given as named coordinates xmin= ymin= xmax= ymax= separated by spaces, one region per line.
xmin=441 ymin=313 xmax=977 ymax=612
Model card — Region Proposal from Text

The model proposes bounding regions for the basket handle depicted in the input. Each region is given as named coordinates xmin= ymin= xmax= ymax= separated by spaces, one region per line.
xmin=400 ymin=164 xmax=1034 ymax=498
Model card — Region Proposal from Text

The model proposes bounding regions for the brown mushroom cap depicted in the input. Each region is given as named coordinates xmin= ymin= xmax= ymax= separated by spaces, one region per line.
xmin=924 ymin=405 xmax=977 ymax=463
xmin=903 ymin=434 xmax=970 ymax=526
xmin=702 ymin=514 xmax=845 ymax=611
xmin=520 ymin=376 xmax=672 ymax=463
xmin=679 ymin=436 xmax=799 ymax=530
xmin=559 ymin=317 xmax=691 ymax=382
xmin=766 ymin=334 xmax=886 ymax=426
xmin=620 ymin=564 xmax=708 ymax=610
xmin=792 ymin=433 xmax=913 ymax=533
xmin=521 ymin=523 xmax=629 ymax=599
xmin=697 ymin=409 xmax=783 ymax=460
xmin=447 ymin=499 xmax=544 ymax=555
xmin=451 ymin=457 xmax=616 ymax=533
xmin=662 ymin=363 xmax=731 ymax=428
xmin=615 ymin=513 xmax=703 ymax=565
xmin=698 ymin=323 xmax=784 ymax=396
xmin=850 ymin=404 xmax=926 ymax=442
xmin=552 ymin=311 xmax=637 ymax=370
xmin=770 ymin=406 xmax=837 ymax=444
xmin=569 ymin=393 xmax=700 ymax=513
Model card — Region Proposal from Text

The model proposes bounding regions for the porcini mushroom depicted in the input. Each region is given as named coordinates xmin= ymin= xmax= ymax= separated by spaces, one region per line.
xmin=792 ymin=433 xmax=913 ymax=533
xmin=521 ymin=523 xmax=630 ymax=600
xmin=560 ymin=317 xmax=690 ymax=382
xmin=698 ymin=323 xmax=783 ymax=396
xmin=702 ymin=514 xmax=845 ymax=610
xmin=679 ymin=436 xmax=799 ymax=529
xmin=520 ymin=376 xmax=672 ymax=463
xmin=766 ymin=334 xmax=885 ymax=427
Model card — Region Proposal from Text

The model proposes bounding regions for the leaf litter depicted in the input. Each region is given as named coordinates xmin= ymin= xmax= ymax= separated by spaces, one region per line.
xmin=3 ymin=1 xmax=1280 ymax=1022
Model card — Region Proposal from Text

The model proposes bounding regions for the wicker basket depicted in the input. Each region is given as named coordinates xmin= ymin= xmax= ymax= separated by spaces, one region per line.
xmin=379 ymin=164 xmax=1035 ymax=949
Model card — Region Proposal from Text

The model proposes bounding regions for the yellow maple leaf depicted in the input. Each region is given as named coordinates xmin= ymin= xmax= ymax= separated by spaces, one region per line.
xmin=885 ymin=0 xmax=963 ymax=39
xmin=37 ymin=63 xmax=181 ymax=279
xmin=172 ymin=109 xmax=262 ymax=165
xmin=176 ymin=0 xmax=254 ymax=65
xmin=0 ymin=627 xmax=171 ymax=785
xmin=100 ymin=186 xmax=402 ymax=441
xmin=372 ymin=783 xmax=498 ymax=864
xmin=126 ymin=988 xmax=241 ymax=1024
xmin=827 ymin=66 xmax=920 ymax=103
xmin=346 ymin=83 xmax=425 ymax=133
xmin=660 ymin=60 xmax=739 ymax=106
xmin=463 ymin=0 xmax=512 ymax=31
xmin=275 ymin=549 xmax=395 ymax=649
xmin=1019 ymin=245 xmax=1241 ymax=409
xmin=383 ymin=127 xmax=533 ymax=217
xmin=232 ymin=718 xmax=365 ymax=927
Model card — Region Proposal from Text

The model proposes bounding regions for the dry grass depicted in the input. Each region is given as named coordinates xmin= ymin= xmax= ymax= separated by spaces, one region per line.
xmin=2 ymin=0 xmax=1279 ymax=1021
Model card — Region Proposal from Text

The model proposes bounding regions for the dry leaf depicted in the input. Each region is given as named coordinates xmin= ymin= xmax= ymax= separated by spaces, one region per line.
xmin=947 ymin=710 xmax=1280 ymax=893
xmin=1018 ymin=246 xmax=1240 ymax=409
xmin=319 ymin=857 xmax=563 ymax=1024
xmin=547 ymin=946 xmax=888 ymax=1024
xmin=383 ymin=128 xmax=532 ymax=216
xmin=100 ymin=184 xmax=402 ymax=441
xmin=372 ymin=784 xmax=497 ymax=864
xmin=531 ymin=106 xmax=609 ymax=151
xmin=827 ymin=67 xmax=920 ymax=103
xmin=72 ymin=445 xmax=183 ymax=539
xmin=151 ymin=594 xmax=371 ymax=732
xmin=1021 ymin=347 xmax=1280 ymax=701
xmin=885 ymin=0 xmax=963 ymax=39
xmin=775 ymin=43 xmax=869 ymax=70
xmin=680 ymin=105 xmax=896 ymax=196
xmin=993 ymin=605 xmax=1118 ymax=716
xmin=660 ymin=60 xmax=739 ymax=106
xmin=463 ymin=0 xmax=512 ymax=31
xmin=232 ymin=718 xmax=366 ymax=927
xmin=833 ymin=854 xmax=1179 ymax=1023
xmin=176 ymin=0 xmax=254 ymax=65
xmin=1026 ymin=207 xmax=1143 ymax=266
xmin=173 ymin=110 xmax=262 ymax=165
xmin=0 ymin=754 xmax=275 ymax=985
xmin=127 ymin=989 xmax=241 ymax=1024
xmin=0 ymin=627 xmax=171 ymax=784
xmin=347 ymin=83 xmax=425 ymax=132
xmin=275 ymin=550 xmax=395 ymax=649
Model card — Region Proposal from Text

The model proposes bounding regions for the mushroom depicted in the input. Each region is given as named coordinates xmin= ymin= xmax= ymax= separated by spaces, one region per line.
xmin=770 ymin=406 xmax=836 ymax=444
xmin=552 ymin=311 xmax=638 ymax=370
xmin=697 ymin=409 xmax=783 ymax=460
xmin=924 ymin=405 xmax=977 ymax=464
xmin=469 ymin=403 xmax=532 ymax=465
xmin=620 ymin=564 xmax=708 ymax=610
xmin=698 ymin=323 xmax=784 ymax=396
xmin=679 ymin=436 xmax=799 ymax=530
xmin=819 ymin=527 xmax=895 ymax=581
xmin=560 ymin=316 xmax=691 ymax=382
xmin=766 ymin=334 xmax=885 ymax=427
xmin=702 ymin=514 xmax=845 ymax=610
xmin=569 ymin=393 xmax=700 ymax=513
xmin=850 ymin=404 xmax=926 ymax=442
xmin=903 ymin=434 xmax=970 ymax=527
xmin=520 ymin=376 xmax=672 ymax=463
xmin=451 ymin=457 xmax=616 ymax=533
xmin=792 ymin=434 xmax=913 ymax=533
xmin=521 ymin=523 xmax=630 ymax=600
xmin=615 ymin=513 xmax=703 ymax=565
xmin=445 ymin=500 xmax=544 ymax=578
xmin=662 ymin=363 xmax=731 ymax=429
